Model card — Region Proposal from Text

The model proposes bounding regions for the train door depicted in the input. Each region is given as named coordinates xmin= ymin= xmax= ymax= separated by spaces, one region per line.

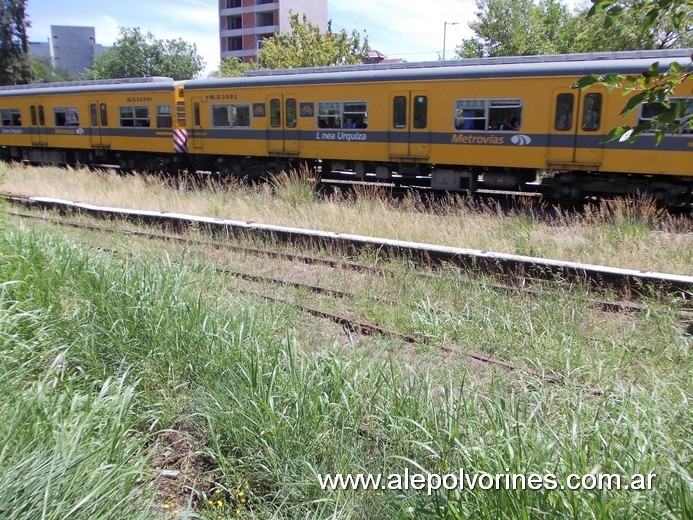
xmin=388 ymin=91 xmax=430 ymax=161
xmin=88 ymin=100 xmax=110 ymax=148
xmin=547 ymin=89 xmax=604 ymax=167
xmin=29 ymin=101 xmax=47 ymax=146
xmin=191 ymin=97 xmax=204 ymax=151
xmin=267 ymin=95 xmax=300 ymax=156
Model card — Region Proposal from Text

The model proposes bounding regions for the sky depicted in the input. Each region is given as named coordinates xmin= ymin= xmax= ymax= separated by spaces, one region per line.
xmin=25 ymin=0 xmax=479 ymax=75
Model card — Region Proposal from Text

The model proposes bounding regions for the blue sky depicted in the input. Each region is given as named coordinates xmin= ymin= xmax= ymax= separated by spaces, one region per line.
xmin=26 ymin=0 xmax=480 ymax=75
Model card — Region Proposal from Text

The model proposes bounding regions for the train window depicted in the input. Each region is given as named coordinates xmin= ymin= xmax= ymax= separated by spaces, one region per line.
xmin=38 ymin=105 xmax=45 ymax=126
xmin=286 ymin=98 xmax=297 ymax=128
xmin=393 ymin=96 xmax=407 ymax=129
xmin=100 ymin=103 xmax=108 ymax=126
xmin=318 ymin=102 xmax=341 ymax=128
xmin=317 ymin=101 xmax=368 ymax=129
xmin=194 ymin=102 xmax=201 ymax=126
xmin=157 ymin=105 xmax=173 ymax=128
xmin=270 ymin=99 xmax=281 ymax=128
xmin=413 ymin=96 xmax=428 ymax=129
xmin=582 ymin=93 xmax=602 ymax=131
xmin=90 ymin=104 xmax=98 ymax=127
xmin=119 ymin=106 xmax=149 ymax=128
xmin=454 ymin=99 xmax=522 ymax=131
xmin=212 ymin=104 xmax=250 ymax=127
xmin=638 ymin=97 xmax=693 ymax=134
xmin=30 ymin=106 xmax=37 ymax=126
xmin=232 ymin=105 xmax=250 ymax=127
xmin=212 ymin=105 xmax=230 ymax=126
xmin=1 ymin=108 xmax=21 ymax=126
xmin=343 ymin=102 xmax=368 ymax=129
xmin=554 ymin=94 xmax=574 ymax=131
xmin=54 ymin=107 xmax=79 ymax=127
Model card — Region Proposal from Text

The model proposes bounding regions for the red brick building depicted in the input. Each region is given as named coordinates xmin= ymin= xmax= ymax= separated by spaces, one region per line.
xmin=219 ymin=0 xmax=328 ymax=63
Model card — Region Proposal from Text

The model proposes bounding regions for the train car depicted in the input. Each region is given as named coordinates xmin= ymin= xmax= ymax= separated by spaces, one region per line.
xmin=183 ymin=49 xmax=692 ymax=205
xmin=0 ymin=77 xmax=188 ymax=171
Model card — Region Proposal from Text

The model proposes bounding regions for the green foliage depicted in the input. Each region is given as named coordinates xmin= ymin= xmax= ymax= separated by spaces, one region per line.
xmin=576 ymin=0 xmax=692 ymax=143
xmin=0 ymin=0 xmax=30 ymax=85
xmin=458 ymin=0 xmax=578 ymax=58
xmin=88 ymin=27 xmax=204 ymax=80
xmin=456 ymin=0 xmax=690 ymax=58
xmin=257 ymin=11 xmax=369 ymax=69
xmin=209 ymin=57 xmax=256 ymax=78
xmin=29 ymin=56 xmax=72 ymax=83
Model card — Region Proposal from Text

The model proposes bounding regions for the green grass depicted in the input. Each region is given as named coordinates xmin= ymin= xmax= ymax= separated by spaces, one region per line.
xmin=0 ymin=221 xmax=690 ymax=519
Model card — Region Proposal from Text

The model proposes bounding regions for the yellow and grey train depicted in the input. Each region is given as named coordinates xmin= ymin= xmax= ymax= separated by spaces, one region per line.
xmin=1 ymin=49 xmax=691 ymax=205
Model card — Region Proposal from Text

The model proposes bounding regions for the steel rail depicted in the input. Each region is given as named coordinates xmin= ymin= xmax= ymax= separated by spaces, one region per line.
xmin=4 ymin=192 xmax=692 ymax=296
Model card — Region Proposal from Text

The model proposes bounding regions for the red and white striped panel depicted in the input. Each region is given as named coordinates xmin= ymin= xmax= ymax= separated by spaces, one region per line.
xmin=173 ymin=128 xmax=188 ymax=154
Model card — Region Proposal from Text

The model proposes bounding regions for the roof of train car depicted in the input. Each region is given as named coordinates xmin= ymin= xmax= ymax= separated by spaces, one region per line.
xmin=0 ymin=77 xmax=177 ymax=98
xmin=186 ymin=49 xmax=692 ymax=90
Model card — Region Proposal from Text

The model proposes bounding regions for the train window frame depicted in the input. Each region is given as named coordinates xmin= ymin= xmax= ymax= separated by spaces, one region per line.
xmin=393 ymin=96 xmax=407 ymax=129
xmin=1 ymin=108 xmax=22 ymax=127
xmin=582 ymin=93 xmax=602 ymax=132
xmin=54 ymin=107 xmax=79 ymax=127
xmin=317 ymin=101 xmax=368 ymax=129
xmin=286 ymin=98 xmax=297 ymax=128
xmin=100 ymin=103 xmax=108 ymax=126
xmin=454 ymin=99 xmax=522 ymax=131
xmin=270 ymin=98 xmax=281 ymax=128
xmin=119 ymin=105 xmax=150 ymax=128
xmin=211 ymin=103 xmax=251 ymax=128
xmin=554 ymin=94 xmax=574 ymax=131
xmin=413 ymin=96 xmax=428 ymax=129
xmin=156 ymin=105 xmax=173 ymax=128
xmin=90 ymin=103 xmax=98 ymax=127
xmin=638 ymin=97 xmax=693 ymax=135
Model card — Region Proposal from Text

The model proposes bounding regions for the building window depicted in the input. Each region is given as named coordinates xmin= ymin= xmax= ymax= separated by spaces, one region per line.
xmin=227 ymin=36 xmax=242 ymax=51
xmin=1 ymin=108 xmax=21 ymax=126
xmin=54 ymin=107 xmax=79 ymax=127
xmin=256 ymin=0 xmax=274 ymax=4
xmin=119 ymin=106 xmax=150 ymax=127
xmin=211 ymin=104 xmax=251 ymax=127
xmin=454 ymin=99 xmax=522 ymax=131
xmin=257 ymin=12 xmax=274 ymax=27
xmin=157 ymin=105 xmax=173 ymax=128
xmin=226 ymin=0 xmax=241 ymax=8
xmin=227 ymin=15 xmax=242 ymax=30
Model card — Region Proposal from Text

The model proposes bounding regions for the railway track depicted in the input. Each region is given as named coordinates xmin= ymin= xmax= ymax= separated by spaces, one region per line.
xmin=5 ymin=203 xmax=692 ymax=389
xmin=3 ymin=192 xmax=693 ymax=298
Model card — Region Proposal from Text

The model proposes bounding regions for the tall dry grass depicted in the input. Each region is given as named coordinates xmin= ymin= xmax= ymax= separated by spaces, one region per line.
xmin=1 ymin=162 xmax=690 ymax=274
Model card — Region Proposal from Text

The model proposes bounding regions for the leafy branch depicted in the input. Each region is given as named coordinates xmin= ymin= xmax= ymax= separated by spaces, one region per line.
xmin=573 ymin=0 xmax=692 ymax=144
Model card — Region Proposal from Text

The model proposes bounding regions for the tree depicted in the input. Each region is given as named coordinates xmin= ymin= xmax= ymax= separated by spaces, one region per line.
xmin=455 ymin=0 xmax=689 ymax=58
xmin=29 ymin=56 xmax=71 ymax=83
xmin=209 ymin=57 xmax=255 ymax=78
xmin=0 ymin=0 xmax=30 ymax=85
xmin=257 ymin=12 xmax=369 ymax=69
xmin=88 ymin=27 xmax=204 ymax=80
xmin=574 ymin=0 xmax=692 ymax=143
xmin=457 ymin=0 xmax=578 ymax=58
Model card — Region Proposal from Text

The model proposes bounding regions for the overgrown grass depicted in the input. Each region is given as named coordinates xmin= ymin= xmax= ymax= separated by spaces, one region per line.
xmin=0 ymin=221 xmax=690 ymax=518
xmin=1 ymin=163 xmax=690 ymax=274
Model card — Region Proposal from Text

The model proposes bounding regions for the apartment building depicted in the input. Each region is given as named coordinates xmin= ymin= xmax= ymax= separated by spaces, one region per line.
xmin=219 ymin=0 xmax=328 ymax=63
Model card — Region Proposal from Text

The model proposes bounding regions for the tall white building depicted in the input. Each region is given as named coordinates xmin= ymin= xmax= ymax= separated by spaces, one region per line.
xmin=219 ymin=0 xmax=328 ymax=63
